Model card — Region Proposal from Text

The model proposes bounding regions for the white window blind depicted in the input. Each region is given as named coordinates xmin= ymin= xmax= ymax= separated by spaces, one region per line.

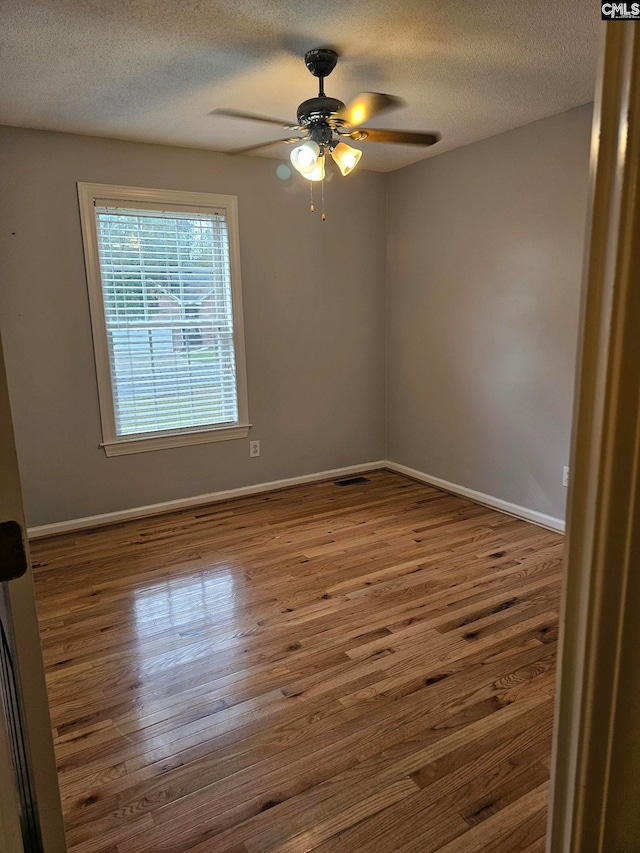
xmin=94 ymin=205 xmax=240 ymax=438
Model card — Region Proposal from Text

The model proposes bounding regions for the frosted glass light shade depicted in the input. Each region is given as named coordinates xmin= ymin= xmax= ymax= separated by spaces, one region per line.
xmin=300 ymin=155 xmax=326 ymax=182
xmin=330 ymin=142 xmax=362 ymax=176
xmin=290 ymin=141 xmax=320 ymax=175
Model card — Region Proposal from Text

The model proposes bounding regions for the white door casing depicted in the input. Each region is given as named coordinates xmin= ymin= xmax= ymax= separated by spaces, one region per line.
xmin=548 ymin=21 xmax=640 ymax=853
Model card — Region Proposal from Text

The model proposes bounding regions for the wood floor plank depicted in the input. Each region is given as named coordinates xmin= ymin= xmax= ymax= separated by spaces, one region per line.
xmin=31 ymin=469 xmax=563 ymax=852
xmin=313 ymin=798 xmax=469 ymax=853
xmin=246 ymin=779 xmax=419 ymax=853
xmin=425 ymin=781 xmax=550 ymax=853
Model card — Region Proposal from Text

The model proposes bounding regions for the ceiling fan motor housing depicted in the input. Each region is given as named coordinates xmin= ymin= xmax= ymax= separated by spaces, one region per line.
xmin=296 ymin=96 xmax=345 ymax=128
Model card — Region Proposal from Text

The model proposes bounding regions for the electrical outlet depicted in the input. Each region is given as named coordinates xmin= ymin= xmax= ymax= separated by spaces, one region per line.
xmin=249 ymin=440 xmax=260 ymax=458
xmin=563 ymin=466 xmax=570 ymax=488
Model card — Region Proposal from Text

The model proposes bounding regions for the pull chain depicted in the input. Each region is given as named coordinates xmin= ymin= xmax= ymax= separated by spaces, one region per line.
xmin=321 ymin=176 xmax=326 ymax=221
xmin=310 ymin=181 xmax=315 ymax=213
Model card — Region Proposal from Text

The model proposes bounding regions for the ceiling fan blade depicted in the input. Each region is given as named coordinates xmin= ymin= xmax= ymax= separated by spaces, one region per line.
xmin=223 ymin=137 xmax=302 ymax=155
xmin=348 ymin=128 xmax=441 ymax=146
xmin=210 ymin=108 xmax=299 ymax=129
xmin=334 ymin=92 xmax=403 ymax=127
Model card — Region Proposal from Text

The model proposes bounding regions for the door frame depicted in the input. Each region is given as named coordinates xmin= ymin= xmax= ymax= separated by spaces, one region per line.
xmin=548 ymin=21 xmax=640 ymax=852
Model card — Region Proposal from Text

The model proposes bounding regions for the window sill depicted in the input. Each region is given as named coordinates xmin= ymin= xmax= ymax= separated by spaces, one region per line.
xmin=101 ymin=424 xmax=251 ymax=457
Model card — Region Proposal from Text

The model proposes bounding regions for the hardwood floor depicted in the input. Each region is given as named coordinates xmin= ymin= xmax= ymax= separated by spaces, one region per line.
xmin=31 ymin=470 xmax=564 ymax=852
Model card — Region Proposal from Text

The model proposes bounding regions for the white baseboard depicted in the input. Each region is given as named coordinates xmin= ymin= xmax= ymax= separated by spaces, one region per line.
xmin=385 ymin=461 xmax=566 ymax=533
xmin=27 ymin=458 xmax=565 ymax=539
xmin=27 ymin=461 xmax=386 ymax=539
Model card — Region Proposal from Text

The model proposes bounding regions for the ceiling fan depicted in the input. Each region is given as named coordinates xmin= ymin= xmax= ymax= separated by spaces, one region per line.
xmin=212 ymin=48 xmax=441 ymax=182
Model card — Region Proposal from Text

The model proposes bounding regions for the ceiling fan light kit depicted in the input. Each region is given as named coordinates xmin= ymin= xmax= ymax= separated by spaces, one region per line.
xmin=213 ymin=47 xmax=441 ymax=218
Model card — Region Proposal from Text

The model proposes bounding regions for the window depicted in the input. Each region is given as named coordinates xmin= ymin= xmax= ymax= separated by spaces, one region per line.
xmin=78 ymin=183 xmax=249 ymax=456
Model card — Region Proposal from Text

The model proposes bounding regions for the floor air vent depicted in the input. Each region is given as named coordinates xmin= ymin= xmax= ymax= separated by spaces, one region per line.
xmin=333 ymin=476 xmax=371 ymax=487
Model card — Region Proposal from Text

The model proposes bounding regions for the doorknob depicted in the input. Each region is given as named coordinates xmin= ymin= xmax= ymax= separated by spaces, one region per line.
xmin=0 ymin=520 xmax=28 ymax=581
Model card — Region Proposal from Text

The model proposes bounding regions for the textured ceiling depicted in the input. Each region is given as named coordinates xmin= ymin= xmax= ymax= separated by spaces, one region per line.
xmin=0 ymin=0 xmax=600 ymax=171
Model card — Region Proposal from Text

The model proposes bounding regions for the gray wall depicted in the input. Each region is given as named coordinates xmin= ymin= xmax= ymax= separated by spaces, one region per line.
xmin=386 ymin=105 xmax=592 ymax=521
xmin=0 ymin=127 xmax=387 ymax=526
xmin=0 ymin=107 xmax=592 ymax=528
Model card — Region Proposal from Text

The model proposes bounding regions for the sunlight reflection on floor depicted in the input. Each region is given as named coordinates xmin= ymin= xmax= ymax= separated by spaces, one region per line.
xmin=132 ymin=568 xmax=238 ymax=638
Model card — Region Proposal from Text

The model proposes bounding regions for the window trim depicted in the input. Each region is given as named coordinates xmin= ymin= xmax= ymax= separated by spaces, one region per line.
xmin=78 ymin=183 xmax=250 ymax=456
